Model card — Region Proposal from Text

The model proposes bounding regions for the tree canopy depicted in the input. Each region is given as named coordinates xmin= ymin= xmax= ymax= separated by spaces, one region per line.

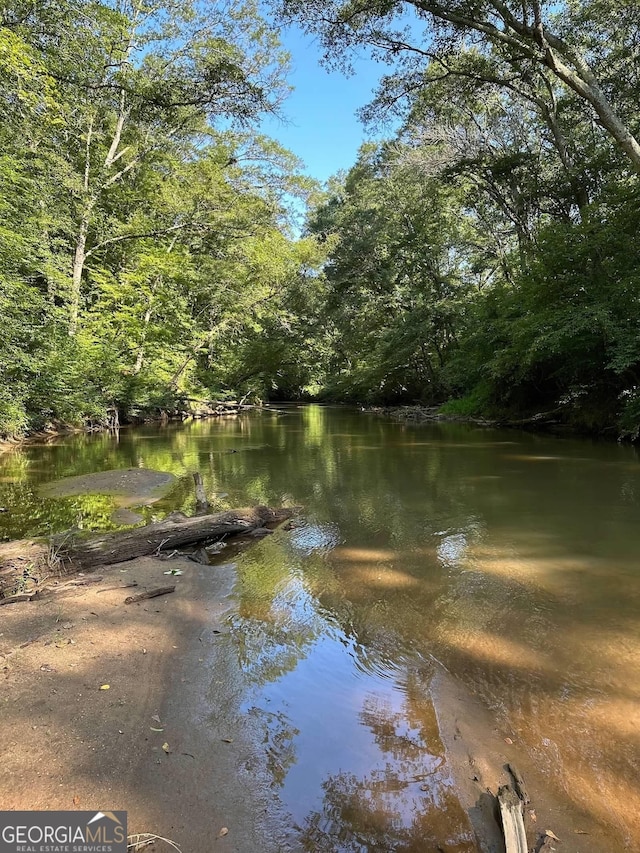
xmin=282 ymin=0 xmax=640 ymax=436
xmin=2 ymin=0 xmax=640 ymax=438
xmin=0 ymin=0 xmax=326 ymax=434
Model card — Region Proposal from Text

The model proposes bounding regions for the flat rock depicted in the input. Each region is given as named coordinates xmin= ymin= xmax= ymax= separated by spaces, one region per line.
xmin=38 ymin=468 xmax=176 ymax=507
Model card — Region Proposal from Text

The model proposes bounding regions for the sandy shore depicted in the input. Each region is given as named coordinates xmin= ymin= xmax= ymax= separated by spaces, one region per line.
xmin=0 ymin=555 xmax=295 ymax=852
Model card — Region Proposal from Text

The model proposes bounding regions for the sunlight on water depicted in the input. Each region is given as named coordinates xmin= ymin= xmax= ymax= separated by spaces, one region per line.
xmin=289 ymin=522 xmax=342 ymax=554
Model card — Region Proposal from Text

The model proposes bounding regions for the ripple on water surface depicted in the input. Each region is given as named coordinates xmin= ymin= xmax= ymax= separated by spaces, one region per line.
xmin=230 ymin=528 xmax=478 ymax=851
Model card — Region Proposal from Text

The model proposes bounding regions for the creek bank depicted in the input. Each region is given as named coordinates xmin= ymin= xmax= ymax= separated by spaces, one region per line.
xmin=367 ymin=404 xmax=612 ymax=438
xmin=0 ymin=400 xmax=284 ymax=449
xmin=0 ymin=505 xmax=294 ymax=604
xmin=0 ymin=552 xmax=296 ymax=852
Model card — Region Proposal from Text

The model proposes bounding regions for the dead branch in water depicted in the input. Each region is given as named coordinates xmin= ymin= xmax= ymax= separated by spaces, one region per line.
xmin=498 ymin=785 xmax=528 ymax=853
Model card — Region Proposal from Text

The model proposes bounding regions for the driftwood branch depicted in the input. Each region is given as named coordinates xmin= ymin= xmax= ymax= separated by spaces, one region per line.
xmin=124 ymin=585 xmax=175 ymax=604
xmin=498 ymin=785 xmax=528 ymax=853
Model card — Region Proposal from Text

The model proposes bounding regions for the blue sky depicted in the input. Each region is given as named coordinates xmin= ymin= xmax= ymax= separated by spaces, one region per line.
xmin=260 ymin=23 xmax=393 ymax=184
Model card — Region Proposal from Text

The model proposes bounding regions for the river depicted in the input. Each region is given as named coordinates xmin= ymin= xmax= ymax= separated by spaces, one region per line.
xmin=1 ymin=405 xmax=639 ymax=851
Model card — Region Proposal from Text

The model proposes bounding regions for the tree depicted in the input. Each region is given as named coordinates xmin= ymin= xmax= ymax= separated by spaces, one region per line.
xmin=4 ymin=0 xmax=290 ymax=333
xmin=305 ymin=142 xmax=479 ymax=403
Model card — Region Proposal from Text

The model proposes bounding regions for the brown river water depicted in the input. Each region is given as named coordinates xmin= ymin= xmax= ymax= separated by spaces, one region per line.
xmin=1 ymin=405 xmax=639 ymax=851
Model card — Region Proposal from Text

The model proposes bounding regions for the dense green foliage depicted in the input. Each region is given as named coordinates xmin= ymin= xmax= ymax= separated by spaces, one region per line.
xmin=0 ymin=0 xmax=324 ymax=435
xmin=286 ymin=0 xmax=640 ymax=436
xmin=2 ymin=0 xmax=640 ymax=438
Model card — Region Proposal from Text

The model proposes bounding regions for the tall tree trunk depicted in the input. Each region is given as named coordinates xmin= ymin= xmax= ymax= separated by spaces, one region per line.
xmin=539 ymin=40 xmax=640 ymax=170
xmin=69 ymin=207 xmax=92 ymax=336
xmin=67 ymin=42 xmax=134 ymax=335
xmin=410 ymin=0 xmax=640 ymax=170
xmin=133 ymin=301 xmax=154 ymax=374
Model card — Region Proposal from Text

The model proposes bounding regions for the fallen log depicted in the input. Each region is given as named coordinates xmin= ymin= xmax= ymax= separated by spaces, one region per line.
xmin=57 ymin=505 xmax=292 ymax=570
xmin=0 ymin=505 xmax=294 ymax=598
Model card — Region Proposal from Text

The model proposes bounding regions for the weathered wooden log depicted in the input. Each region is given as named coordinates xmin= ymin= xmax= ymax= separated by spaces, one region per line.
xmin=498 ymin=785 xmax=528 ymax=853
xmin=62 ymin=505 xmax=292 ymax=569
xmin=0 ymin=506 xmax=294 ymax=597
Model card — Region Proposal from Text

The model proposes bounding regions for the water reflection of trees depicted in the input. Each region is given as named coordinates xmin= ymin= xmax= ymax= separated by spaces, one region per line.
xmin=229 ymin=532 xmax=423 ymax=689
xmin=245 ymin=705 xmax=299 ymax=788
xmin=226 ymin=529 xmax=481 ymax=849
xmin=229 ymin=540 xmax=330 ymax=686
xmin=300 ymin=770 xmax=476 ymax=853
xmin=299 ymin=689 xmax=476 ymax=853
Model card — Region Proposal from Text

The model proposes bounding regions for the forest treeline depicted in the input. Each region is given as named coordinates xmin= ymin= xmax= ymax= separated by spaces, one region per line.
xmin=295 ymin=0 xmax=640 ymax=438
xmin=2 ymin=0 xmax=640 ymax=438
xmin=0 ymin=0 xmax=324 ymax=436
